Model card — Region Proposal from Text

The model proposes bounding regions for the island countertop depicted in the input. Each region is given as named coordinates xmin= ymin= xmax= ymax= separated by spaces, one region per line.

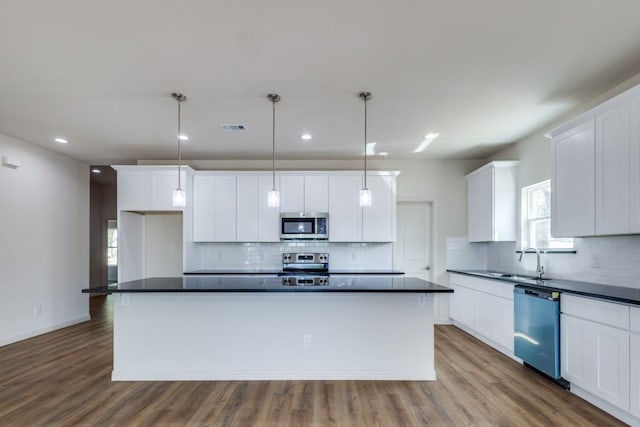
xmin=83 ymin=276 xmax=452 ymax=294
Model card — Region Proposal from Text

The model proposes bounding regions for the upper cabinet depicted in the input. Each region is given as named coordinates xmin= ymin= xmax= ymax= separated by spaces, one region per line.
xmin=549 ymin=84 xmax=640 ymax=237
xmin=193 ymin=172 xmax=279 ymax=243
xmin=466 ymin=161 xmax=518 ymax=242
xmin=279 ymin=174 xmax=329 ymax=213
xmin=551 ymin=119 xmax=596 ymax=237
xmin=329 ymin=173 xmax=398 ymax=242
xmin=191 ymin=171 xmax=397 ymax=243
xmin=113 ymin=166 xmax=191 ymax=212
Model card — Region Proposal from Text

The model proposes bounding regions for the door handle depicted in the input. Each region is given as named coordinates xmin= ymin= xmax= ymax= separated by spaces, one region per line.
xmin=424 ymin=266 xmax=431 ymax=271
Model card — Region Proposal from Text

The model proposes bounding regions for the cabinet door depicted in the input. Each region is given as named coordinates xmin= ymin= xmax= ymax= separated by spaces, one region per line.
xmin=236 ymin=176 xmax=259 ymax=242
xmin=494 ymin=296 xmax=514 ymax=352
xmin=280 ymin=175 xmax=304 ymax=212
xmin=449 ymin=284 xmax=462 ymax=323
xmin=474 ymin=292 xmax=494 ymax=338
xmin=213 ymin=176 xmax=237 ymax=242
xmin=118 ymin=171 xmax=150 ymax=211
xmin=631 ymin=333 xmax=640 ymax=417
xmin=596 ymin=104 xmax=630 ymax=235
xmin=551 ymin=119 xmax=596 ymax=237
xmin=149 ymin=169 xmax=184 ymax=211
xmin=304 ymin=175 xmax=329 ymax=212
xmin=593 ymin=322 xmax=630 ymax=410
xmin=258 ymin=175 xmax=280 ymax=242
xmin=328 ymin=175 xmax=362 ymax=242
xmin=561 ymin=314 xmax=595 ymax=389
xmin=362 ymin=175 xmax=396 ymax=242
xmin=467 ymin=167 xmax=493 ymax=242
xmin=451 ymin=285 xmax=475 ymax=328
xmin=193 ymin=176 xmax=216 ymax=241
xmin=630 ymin=95 xmax=640 ymax=233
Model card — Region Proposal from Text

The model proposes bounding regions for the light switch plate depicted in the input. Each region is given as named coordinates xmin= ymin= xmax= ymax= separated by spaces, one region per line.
xmin=2 ymin=156 xmax=20 ymax=169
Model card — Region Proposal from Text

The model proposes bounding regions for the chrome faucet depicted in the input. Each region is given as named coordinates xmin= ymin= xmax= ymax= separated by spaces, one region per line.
xmin=519 ymin=247 xmax=545 ymax=280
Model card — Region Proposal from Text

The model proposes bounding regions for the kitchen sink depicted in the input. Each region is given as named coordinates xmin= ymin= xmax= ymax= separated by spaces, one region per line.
xmin=481 ymin=272 xmax=547 ymax=282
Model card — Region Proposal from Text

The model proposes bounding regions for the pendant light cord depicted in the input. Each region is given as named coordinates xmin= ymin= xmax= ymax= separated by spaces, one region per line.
xmin=364 ymin=96 xmax=368 ymax=189
xmin=272 ymin=99 xmax=276 ymax=190
xmin=177 ymin=99 xmax=182 ymax=190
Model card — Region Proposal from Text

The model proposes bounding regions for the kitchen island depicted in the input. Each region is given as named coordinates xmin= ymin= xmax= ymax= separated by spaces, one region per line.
xmin=84 ymin=276 xmax=452 ymax=381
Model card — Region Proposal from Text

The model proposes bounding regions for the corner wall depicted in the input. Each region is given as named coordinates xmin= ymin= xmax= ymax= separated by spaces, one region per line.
xmin=0 ymin=133 xmax=90 ymax=346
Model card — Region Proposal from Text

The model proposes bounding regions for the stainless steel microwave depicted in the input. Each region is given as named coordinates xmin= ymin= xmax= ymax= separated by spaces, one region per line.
xmin=280 ymin=212 xmax=328 ymax=240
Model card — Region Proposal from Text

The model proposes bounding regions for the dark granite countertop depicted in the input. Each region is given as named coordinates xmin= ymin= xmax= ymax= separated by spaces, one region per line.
xmin=183 ymin=269 xmax=405 ymax=276
xmin=82 ymin=276 xmax=451 ymax=294
xmin=448 ymin=269 xmax=640 ymax=306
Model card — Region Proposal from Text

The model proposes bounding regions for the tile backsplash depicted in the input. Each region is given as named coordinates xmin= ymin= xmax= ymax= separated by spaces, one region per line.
xmin=447 ymin=235 xmax=640 ymax=289
xmin=191 ymin=242 xmax=393 ymax=271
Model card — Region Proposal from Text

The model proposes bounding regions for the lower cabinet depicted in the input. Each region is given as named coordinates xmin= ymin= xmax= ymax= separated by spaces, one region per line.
xmin=449 ymin=273 xmax=514 ymax=355
xmin=630 ymin=307 xmax=640 ymax=418
xmin=561 ymin=295 xmax=630 ymax=412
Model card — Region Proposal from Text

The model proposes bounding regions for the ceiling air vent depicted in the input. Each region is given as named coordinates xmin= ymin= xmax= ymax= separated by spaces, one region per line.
xmin=220 ymin=124 xmax=247 ymax=131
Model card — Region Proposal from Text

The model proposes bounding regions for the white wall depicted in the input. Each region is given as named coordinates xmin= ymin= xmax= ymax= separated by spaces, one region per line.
xmin=0 ymin=133 xmax=90 ymax=346
xmin=140 ymin=158 xmax=483 ymax=284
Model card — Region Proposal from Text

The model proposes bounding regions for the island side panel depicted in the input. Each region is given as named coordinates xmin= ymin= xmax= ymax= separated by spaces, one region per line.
xmin=112 ymin=292 xmax=436 ymax=381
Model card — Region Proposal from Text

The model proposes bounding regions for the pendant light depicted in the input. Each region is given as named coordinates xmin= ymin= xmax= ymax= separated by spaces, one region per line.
xmin=171 ymin=92 xmax=187 ymax=207
xmin=359 ymin=91 xmax=372 ymax=207
xmin=267 ymin=93 xmax=281 ymax=207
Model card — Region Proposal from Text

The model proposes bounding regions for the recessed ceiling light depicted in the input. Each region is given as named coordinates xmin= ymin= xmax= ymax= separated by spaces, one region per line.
xmin=301 ymin=133 xmax=312 ymax=141
xmin=54 ymin=137 xmax=68 ymax=144
xmin=366 ymin=142 xmax=377 ymax=156
xmin=378 ymin=152 xmax=388 ymax=156
xmin=178 ymin=134 xmax=189 ymax=141
xmin=414 ymin=133 xmax=440 ymax=153
xmin=91 ymin=168 xmax=101 ymax=174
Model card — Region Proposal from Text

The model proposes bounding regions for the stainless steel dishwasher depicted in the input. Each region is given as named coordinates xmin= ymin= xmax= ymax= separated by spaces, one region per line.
xmin=514 ymin=286 xmax=565 ymax=384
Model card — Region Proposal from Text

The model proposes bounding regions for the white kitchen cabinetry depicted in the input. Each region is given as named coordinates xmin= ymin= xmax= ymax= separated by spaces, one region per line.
xmin=280 ymin=175 xmax=329 ymax=213
xmin=466 ymin=161 xmax=518 ymax=242
xmin=362 ymin=175 xmax=397 ymax=242
xmin=328 ymin=173 xmax=397 ymax=242
xmin=193 ymin=175 xmax=237 ymax=242
xmin=630 ymin=307 xmax=640 ymax=417
xmin=236 ymin=176 xmax=259 ymax=242
xmin=115 ymin=166 xmax=189 ymax=212
xmin=279 ymin=175 xmax=305 ymax=212
xmin=304 ymin=175 xmax=329 ymax=212
xmin=561 ymin=294 xmax=630 ymax=412
xmin=549 ymin=82 xmax=640 ymax=238
xmin=449 ymin=273 xmax=515 ymax=356
xmin=329 ymin=175 xmax=362 ymax=242
xmin=448 ymin=274 xmax=476 ymax=329
xmin=596 ymin=104 xmax=630 ymax=235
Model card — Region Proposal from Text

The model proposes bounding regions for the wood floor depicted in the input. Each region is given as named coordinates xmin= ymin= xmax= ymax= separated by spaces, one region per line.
xmin=0 ymin=296 xmax=626 ymax=427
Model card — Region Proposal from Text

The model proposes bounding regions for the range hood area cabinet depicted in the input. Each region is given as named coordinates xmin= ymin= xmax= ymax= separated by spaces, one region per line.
xmin=191 ymin=170 xmax=398 ymax=243
xmin=466 ymin=161 xmax=519 ymax=242
xmin=113 ymin=165 xmax=193 ymax=212
xmin=192 ymin=173 xmax=279 ymax=242
xmin=549 ymin=84 xmax=640 ymax=237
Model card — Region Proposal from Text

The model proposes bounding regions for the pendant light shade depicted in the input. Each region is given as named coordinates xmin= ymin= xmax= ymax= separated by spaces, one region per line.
xmin=171 ymin=92 xmax=187 ymax=207
xmin=359 ymin=91 xmax=373 ymax=207
xmin=267 ymin=93 xmax=281 ymax=207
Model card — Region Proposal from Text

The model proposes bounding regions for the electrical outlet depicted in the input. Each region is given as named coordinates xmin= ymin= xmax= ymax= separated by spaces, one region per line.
xmin=352 ymin=252 xmax=358 ymax=261
xmin=121 ymin=294 xmax=130 ymax=308
xmin=590 ymin=257 xmax=601 ymax=268
xmin=33 ymin=305 xmax=42 ymax=317
xmin=418 ymin=294 xmax=426 ymax=306
xmin=303 ymin=334 xmax=311 ymax=348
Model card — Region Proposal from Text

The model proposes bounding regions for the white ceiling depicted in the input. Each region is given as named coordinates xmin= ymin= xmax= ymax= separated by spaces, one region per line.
xmin=2 ymin=0 xmax=640 ymax=164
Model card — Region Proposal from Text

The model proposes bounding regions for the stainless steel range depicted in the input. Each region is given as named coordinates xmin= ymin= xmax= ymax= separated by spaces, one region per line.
xmin=282 ymin=252 xmax=329 ymax=275
xmin=281 ymin=253 xmax=329 ymax=286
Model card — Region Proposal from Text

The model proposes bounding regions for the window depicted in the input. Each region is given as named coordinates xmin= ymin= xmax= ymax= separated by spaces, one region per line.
xmin=521 ymin=180 xmax=573 ymax=250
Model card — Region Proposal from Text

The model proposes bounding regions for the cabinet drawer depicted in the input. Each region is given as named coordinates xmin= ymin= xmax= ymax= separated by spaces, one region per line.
xmin=631 ymin=307 xmax=640 ymax=334
xmin=475 ymin=278 xmax=514 ymax=300
xmin=449 ymin=273 xmax=475 ymax=290
xmin=562 ymin=294 xmax=629 ymax=330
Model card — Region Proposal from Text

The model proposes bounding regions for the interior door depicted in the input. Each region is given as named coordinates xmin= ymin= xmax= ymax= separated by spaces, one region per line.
xmin=393 ymin=202 xmax=432 ymax=281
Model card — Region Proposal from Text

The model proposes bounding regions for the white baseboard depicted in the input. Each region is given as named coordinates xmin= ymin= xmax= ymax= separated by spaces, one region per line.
xmin=0 ymin=315 xmax=91 ymax=347
xmin=112 ymin=369 xmax=438 ymax=382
